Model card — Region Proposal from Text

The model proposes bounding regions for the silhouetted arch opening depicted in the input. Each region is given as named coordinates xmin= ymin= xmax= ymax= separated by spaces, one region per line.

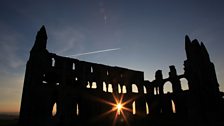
xmin=164 ymin=81 xmax=173 ymax=94
xmin=91 ymin=66 xmax=93 ymax=73
xmin=42 ymin=80 xmax=47 ymax=84
xmin=103 ymin=82 xmax=107 ymax=92
xmin=76 ymin=103 xmax=79 ymax=116
xmin=171 ymin=100 xmax=176 ymax=113
xmin=52 ymin=102 xmax=57 ymax=117
xmin=146 ymin=102 xmax=149 ymax=115
xmin=51 ymin=58 xmax=55 ymax=67
xmin=108 ymin=84 xmax=113 ymax=92
xmin=180 ymin=78 xmax=189 ymax=90
xmin=122 ymin=85 xmax=127 ymax=93
xmin=86 ymin=81 xmax=91 ymax=88
xmin=118 ymin=84 xmax=122 ymax=93
xmin=154 ymin=87 xmax=157 ymax=95
xmin=132 ymin=84 xmax=138 ymax=93
xmin=72 ymin=63 xmax=75 ymax=70
xmin=75 ymin=77 xmax=78 ymax=81
xmin=132 ymin=101 xmax=136 ymax=115
xmin=106 ymin=70 xmax=109 ymax=76
xmin=143 ymin=86 xmax=147 ymax=94
xmin=92 ymin=82 xmax=97 ymax=89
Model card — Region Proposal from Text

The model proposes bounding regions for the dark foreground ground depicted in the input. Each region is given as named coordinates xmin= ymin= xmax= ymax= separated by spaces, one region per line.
xmin=0 ymin=114 xmax=18 ymax=126
xmin=2 ymin=114 xmax=224 ymax=126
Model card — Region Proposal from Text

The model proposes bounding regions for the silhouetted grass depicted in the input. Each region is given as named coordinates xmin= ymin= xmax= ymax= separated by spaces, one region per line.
xmin=0 ymin=119 xmax=17 ymax=126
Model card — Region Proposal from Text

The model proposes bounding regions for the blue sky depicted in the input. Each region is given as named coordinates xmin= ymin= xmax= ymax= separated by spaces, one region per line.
xmin=0 ymin=0 xmax=224 ymax=113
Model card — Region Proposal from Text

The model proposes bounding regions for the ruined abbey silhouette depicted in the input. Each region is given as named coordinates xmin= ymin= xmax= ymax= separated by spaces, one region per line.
xmin=19 ymin=26 xmax=224 ymax=126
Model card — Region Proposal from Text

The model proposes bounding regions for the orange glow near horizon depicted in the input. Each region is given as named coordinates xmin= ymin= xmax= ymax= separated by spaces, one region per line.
xmin=0 ymin=102 xmax=20 ymax=114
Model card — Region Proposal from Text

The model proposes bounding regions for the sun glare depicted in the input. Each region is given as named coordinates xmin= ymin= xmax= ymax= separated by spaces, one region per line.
xmin=116 ymin=103 xmax=123 ymax=115
xmin=95 ymin=94 xmax=134 ymax=126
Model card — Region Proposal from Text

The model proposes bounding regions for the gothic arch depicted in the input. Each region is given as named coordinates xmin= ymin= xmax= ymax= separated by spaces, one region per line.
xmin=143 ymin=86 xmax=147 ymax=94
xmin=108 ymin=84 xmax=113 ymax=92
xmin=146 ymin=102 xmax=149 ymax=115
xmin=180 ymin=78 xmax=189 ymax=90
xmin=132 ymin=84 xmax=139 ymax=93
xmin=52 ymin=102 xmax=57 ymax=117
xmin=163 ymin=81 xmax=173 ymax=94
xmin=132 ymin=101 xmax=136 ymax=115
xmin=118 ymin=84 xmax=122 ymax=93
xmin=122 ymin=85 xmax=127 ymax=93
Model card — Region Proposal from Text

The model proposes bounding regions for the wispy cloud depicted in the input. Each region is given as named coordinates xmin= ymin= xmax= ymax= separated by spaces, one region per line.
xmin=48 ymin=26 xmax=86 ymax=56
xmin=0 ymin=23 xmax=25 ymax=73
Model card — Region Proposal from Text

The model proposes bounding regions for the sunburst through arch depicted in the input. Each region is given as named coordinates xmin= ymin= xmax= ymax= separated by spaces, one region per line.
xmin=93 ymin=93 xmax=135 ymax=126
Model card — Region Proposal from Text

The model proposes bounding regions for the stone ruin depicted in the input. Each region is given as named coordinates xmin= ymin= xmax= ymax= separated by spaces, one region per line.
xmin=19 ymin=26 xmax=224 ymax=126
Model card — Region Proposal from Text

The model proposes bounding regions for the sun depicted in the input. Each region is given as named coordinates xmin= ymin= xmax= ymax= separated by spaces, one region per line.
xmin=116 ymin=103 xmax=123 ymax=114
xmin=116 ymin=103 xmax=123 ymax=111
xmin=94 ymin=93 xmax=134 ymax=126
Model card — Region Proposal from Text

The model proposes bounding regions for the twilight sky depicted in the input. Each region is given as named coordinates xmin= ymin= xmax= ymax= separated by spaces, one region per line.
xmin=0 ymin=0 xmax=224 ymax=113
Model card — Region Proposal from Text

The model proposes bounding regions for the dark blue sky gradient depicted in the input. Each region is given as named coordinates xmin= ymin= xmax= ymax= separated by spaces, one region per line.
xmin=0 ymin=0 xmax=224 ymax=113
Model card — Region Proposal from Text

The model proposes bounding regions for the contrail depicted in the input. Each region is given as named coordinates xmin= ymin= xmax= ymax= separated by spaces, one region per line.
xmin=67 ymin=48 xmax=120 ymax=57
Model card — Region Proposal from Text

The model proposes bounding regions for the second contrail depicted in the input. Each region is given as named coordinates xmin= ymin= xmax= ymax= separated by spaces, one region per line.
xmin=67 ymin=48 xmax=120 ymax=57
